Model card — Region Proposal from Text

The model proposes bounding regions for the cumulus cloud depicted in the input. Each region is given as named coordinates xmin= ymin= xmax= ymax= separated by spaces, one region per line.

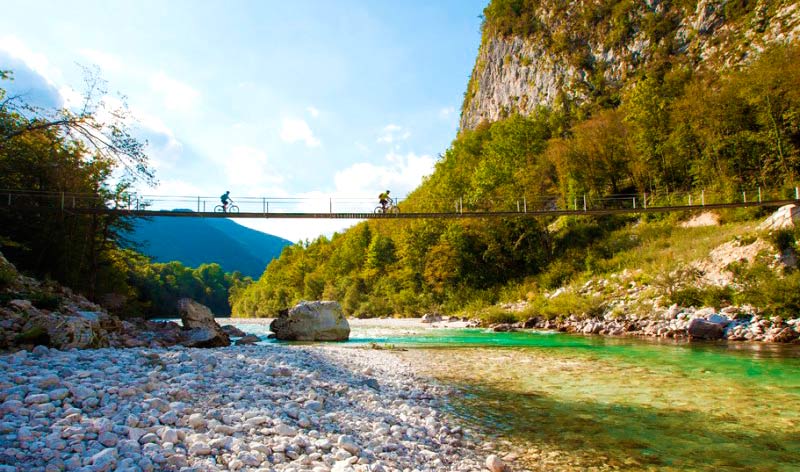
xmin=334 ymin=151 xmax=435 ymax=197
xmin=79 ymin=48 xmax=124 ymax=74
xmin=219 ymin=145 xmax=284 ymax=194
xmin=149 ymin=71 xmax=200 ymax=111
xmin=377 ymin=124 xmax=411 ymax=144
xmin=280 ymin=118 xmax=321 ymax=147
xmin=0 ymin=35 xmax=61 ymax=85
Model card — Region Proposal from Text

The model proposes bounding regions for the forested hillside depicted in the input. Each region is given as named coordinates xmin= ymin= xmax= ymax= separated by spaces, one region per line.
xmin=127 ymin=215 xmax=291 ymax=278
xmin=231 ymin=1 xmax=800 ymax=319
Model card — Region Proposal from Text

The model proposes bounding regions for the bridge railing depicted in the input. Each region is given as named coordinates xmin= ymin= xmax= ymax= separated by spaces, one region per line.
xmin=1 ymin=186 xmax=798 ymax=215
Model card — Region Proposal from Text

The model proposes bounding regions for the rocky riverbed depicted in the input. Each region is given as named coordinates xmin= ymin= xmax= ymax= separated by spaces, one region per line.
xmin=0 ymin=343 xmax=505 ymax=472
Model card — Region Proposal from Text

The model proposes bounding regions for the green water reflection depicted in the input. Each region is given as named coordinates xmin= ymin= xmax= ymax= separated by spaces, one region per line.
xmin=388 ymin=330 xmax=800 ymax=471
xmin=231 ymin=322 xmax=800 ymax=471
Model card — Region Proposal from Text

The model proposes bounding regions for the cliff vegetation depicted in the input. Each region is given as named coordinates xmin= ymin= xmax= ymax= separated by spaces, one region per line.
xmin=232 ymin=2 xmax=800 ymax=321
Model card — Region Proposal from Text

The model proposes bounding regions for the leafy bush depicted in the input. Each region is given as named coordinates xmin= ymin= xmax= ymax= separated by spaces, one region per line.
xmin=0 ymin=264 xmax=15 ymax=289
xmin=478 ymin=306 xmax=519 ymax=325
xmin=733 ymin=262 xmax=800 ymax=318
xmin=527 ymin=291 xmax=604 ymax=320
xmin=30 ymin=292 xmax=62 ymax=311
xmin=769 ymin=228 xmax=797 ymax=253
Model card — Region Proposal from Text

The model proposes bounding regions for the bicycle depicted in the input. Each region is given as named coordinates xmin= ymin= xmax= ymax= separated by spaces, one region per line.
xmin=214 ymin=202 xmax=239 ymax=213
xmin=374 ymin=198 xmax=400 ymax=214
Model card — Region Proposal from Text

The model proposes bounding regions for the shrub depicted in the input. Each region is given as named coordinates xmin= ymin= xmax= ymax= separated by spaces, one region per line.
xmin=669 ymin=287 xmax=702 ymax=307
xmin=0 ymin=264 xmax=15 ymax=289
xmin=30 ymin=292 xmax=62 ymax=311
xmin=479 ymin=306 xmax=518 ymax=325
xmin=769 ymin=228 xmax=797 ymax=252
xmin=528 ymin=290 xmax=604 ymax=320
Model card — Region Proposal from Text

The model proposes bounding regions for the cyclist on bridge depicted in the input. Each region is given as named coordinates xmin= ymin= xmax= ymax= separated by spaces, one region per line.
xmin=220 ymin=191 xmax=233 ymax=212
xmin=379 ymin=190 xmax=391 ymax=211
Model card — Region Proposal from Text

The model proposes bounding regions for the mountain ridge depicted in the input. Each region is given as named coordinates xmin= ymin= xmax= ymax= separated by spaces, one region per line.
xmin=125 ymin=213 xmax=291 ymax=278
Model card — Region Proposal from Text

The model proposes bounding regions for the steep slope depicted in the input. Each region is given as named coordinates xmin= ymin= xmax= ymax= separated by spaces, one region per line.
xmin=231 ymin=0 xmax=800 ymax=321
xmin=126 ymin=213 xmax=292 ymax=278
xmin=461 ymin=0 xmax=800 ymax=130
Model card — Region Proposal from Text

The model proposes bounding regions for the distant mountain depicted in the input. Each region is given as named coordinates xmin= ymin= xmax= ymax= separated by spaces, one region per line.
xmin=124 ymin=211 xmax=292 ymax=278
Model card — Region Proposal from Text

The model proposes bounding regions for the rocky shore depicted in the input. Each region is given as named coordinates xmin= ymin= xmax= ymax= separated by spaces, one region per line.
xmin=501 ymin=305 xmax=800 ymax=343
xmin=0 ymin=343 xmax=496 ymax=472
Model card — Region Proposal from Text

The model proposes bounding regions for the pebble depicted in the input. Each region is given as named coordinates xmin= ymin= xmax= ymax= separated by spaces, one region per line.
xmin=0 ymin=345 xmax=486 ymax=471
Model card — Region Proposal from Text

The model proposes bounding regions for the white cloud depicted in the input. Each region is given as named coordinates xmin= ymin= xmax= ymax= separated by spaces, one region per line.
xmin=307 ymin=106 xmax=320 ymax=118
xmin=334 ymin=151 xmax=435 ymax=197
xmin=79 ymin=48 xmax=124 ymax=74
xmin=377 ymin=124 xmax=411 ymax=144
xmin=280 ymin=118 xmax=320 ymax=147
xmin=439 ymin=106 xmax=456 ymax=119
xmin=149 ymin=71 xmax=200 ymax=111
xmin=57 ymin=85 xmax=83 ymax=108
xmin=220 ymin=145 xmax=284 ymax=193
xmin=0 ymin=35 xmax=61 ymax=85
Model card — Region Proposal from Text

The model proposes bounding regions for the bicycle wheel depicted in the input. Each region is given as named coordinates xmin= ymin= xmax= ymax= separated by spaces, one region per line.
xmin=228 ymin=205 xmax=240 ymax=213
xmin=389 ymin=205 xmax=400 ymax=214
xmin=374 ymin=205 xmax=385 ymax=214
xmin=214 ymin=205 xmax=225 ymax=213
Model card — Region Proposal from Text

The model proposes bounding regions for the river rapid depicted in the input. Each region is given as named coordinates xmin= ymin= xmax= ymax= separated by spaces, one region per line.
xmin=229 ymin=318 xmax=800 ymax=471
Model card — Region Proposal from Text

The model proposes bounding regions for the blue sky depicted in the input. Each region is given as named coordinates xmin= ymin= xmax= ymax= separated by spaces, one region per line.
xmin=1 ymin=0 xmax=487 ymax=242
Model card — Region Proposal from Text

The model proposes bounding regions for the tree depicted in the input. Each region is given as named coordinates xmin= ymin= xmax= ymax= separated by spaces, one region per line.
xmin=0 ymin=67 xmax=154 ymax=185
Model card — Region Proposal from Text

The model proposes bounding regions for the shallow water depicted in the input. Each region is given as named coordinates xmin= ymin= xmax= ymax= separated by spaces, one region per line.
xmin=229 ymin=320 xmax=800 ymax=471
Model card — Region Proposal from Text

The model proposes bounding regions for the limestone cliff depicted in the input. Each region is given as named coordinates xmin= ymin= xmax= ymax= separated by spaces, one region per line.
xmin=460 ymin=0 xmax=800 ymax=131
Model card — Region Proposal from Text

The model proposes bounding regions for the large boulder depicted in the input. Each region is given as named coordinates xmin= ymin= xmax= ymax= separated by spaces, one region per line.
xmin=19 ymin=312 xmax=107 ymax=350
xmin=177 ymin=298 xmax=230 ymax=347
xmin=687 ymin=318 xmax=724 ymax=340
xmin=270 ymin=301 xmax=350 ymax=341
xmin=758 ymin=204 xmax=800 ymax=231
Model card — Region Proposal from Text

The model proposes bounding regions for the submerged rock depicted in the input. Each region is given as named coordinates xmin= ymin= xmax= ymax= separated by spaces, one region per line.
xmin=270 ymin=301 xmax=350 ymax=341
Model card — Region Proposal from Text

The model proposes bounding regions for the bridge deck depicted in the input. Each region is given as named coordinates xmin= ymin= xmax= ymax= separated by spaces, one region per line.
xmin=58 ymin=199 xmax=799 ymax=218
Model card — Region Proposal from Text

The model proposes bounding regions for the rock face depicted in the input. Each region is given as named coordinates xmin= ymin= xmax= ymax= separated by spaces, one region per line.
xmin=177 ymin=298 xmax=231 ymax=348
xmin=758 ymin=204 xmax=800 ymax=231
xmin=270 ymin=301 xmax=350 ymax=341
xmin=460 ymin=0 xmax=800 ymax=130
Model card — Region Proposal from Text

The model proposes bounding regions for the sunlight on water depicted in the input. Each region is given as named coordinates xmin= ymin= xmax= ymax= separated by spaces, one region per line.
xmin=228 ymin=319 xmax=800 ymax=471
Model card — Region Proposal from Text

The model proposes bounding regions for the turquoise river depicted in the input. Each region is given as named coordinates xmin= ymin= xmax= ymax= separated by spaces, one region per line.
xmin=228 ymin=319 xmax=800 ymax=471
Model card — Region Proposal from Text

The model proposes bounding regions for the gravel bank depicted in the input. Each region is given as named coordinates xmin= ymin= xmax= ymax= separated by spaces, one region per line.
xmin=0 ymin=344 xmax=489 ymax=472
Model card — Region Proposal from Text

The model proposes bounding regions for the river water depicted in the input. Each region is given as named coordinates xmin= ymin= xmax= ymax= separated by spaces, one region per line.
xmin=227 ymin=319 xmax=800 ymax=471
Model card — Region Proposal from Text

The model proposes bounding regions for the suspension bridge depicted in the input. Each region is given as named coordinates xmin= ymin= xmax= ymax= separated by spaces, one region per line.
xmin=1 ymin=188 xmax=798 ymax=219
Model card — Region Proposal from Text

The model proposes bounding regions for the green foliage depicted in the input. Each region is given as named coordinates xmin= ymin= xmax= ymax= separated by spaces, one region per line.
xmin=768 ymin=228 xmax=798 ymax=253
xmin=232 ymin=41 xmax=800 ymax=320
xmin=30 ymin=291 xmax=62 ymax=311
xmin=731 ymin=261 xmax=800 ymax=318
xmin=0 ymin=264 xmax=14 ymax=289
xmin=525 ymin=291 xmax=604 ymax=320
xmin=477 ymin=306 xmax=519 ymax=325
xmin=119 ymin=249 xmax=251 ymax=318
xmin=1 ymin=68 xmax=154 ymax=303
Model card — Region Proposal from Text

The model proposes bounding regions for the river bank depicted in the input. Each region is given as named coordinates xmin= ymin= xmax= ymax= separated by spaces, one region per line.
xmin=0 ymin=340 xmax=512 ymax=472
